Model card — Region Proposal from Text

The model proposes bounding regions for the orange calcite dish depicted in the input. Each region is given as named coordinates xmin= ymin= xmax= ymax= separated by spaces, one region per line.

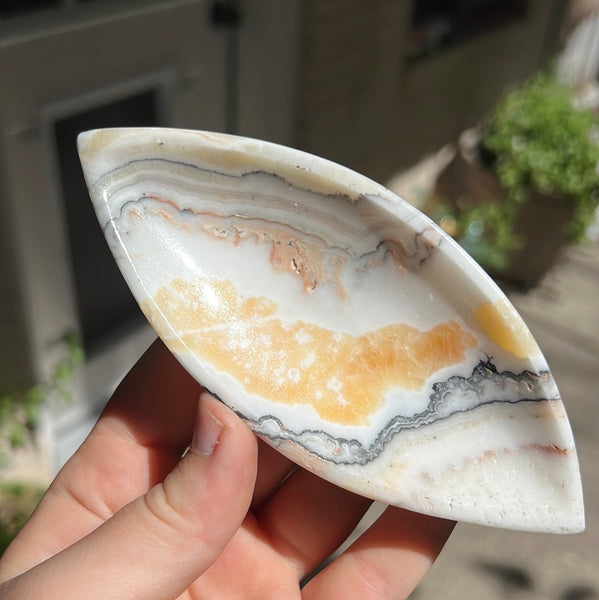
xmin=78 ymin=128 xmax=584 ymax=533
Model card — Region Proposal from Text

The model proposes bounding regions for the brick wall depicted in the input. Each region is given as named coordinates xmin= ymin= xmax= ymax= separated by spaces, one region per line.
xmin=295 ymin=0 xmax=561 ymax=184
xmin=295 ymin=0 xmax=410 ymax=182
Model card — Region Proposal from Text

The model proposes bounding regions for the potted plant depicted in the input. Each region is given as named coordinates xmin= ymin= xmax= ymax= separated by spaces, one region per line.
xmin=430 ymin=71 xmax=599 ymax=287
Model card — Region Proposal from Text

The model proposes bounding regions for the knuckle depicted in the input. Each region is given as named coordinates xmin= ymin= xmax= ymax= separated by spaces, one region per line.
xmin=142 ymin=481 xmax=188 ymax=537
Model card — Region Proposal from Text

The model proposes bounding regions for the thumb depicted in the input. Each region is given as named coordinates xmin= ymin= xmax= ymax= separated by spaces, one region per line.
xmin=2 ymin=393 xmax=258 ymax=600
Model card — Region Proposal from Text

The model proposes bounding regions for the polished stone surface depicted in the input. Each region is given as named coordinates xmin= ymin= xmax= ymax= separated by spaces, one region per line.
xmin=411 ymin=246 xmax=599 ymax=598
xmin=78 ymin=128 xmax=584 ymax=532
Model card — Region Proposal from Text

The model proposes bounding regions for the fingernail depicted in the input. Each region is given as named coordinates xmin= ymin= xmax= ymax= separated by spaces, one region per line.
xmin=191 ymin=395 xmax=224 ymax=456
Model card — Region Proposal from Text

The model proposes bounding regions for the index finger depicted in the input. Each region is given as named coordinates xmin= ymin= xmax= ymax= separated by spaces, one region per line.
xmin=101 ymin=338 xmax=203 ymax=453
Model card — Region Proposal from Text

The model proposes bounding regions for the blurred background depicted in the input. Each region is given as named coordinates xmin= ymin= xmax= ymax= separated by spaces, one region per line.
xmin=0 ymin=1 xmax=597 ymax=597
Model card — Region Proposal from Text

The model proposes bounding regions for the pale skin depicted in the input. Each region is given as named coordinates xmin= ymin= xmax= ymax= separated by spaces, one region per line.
xmin=0 ymin=340 xmax=455 ymax=599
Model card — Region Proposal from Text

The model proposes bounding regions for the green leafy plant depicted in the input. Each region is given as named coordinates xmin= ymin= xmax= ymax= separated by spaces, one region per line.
xmin=433 ymin=201 xmax=522 ymax=272
xmin=480 ymin=71 xmax=599 ymax=241
xmin=0 ymin=331 xmax=84 ymax=454
xmin=0 ymin=481 xmax=46 ymax=555
xmin=0 ymin=333 xmax=82 ymax=554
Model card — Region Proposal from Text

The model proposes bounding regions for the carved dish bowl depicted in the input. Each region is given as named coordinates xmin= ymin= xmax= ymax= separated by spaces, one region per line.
xmin=78 ymin=128 xmax=584 ymax=533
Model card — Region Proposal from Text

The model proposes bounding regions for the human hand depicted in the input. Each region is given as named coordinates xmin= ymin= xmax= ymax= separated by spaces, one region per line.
xmin=0 ymin=339 xmax=454 ymax=599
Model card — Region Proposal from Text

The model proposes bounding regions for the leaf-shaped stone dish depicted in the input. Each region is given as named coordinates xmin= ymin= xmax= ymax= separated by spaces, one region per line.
xmin=78 ymin=128 xmax=584 ymax=533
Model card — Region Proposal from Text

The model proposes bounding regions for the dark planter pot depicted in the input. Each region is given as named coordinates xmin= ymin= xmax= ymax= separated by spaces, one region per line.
xmin=432 ymin=129 xmax=576 ymax=288
xmin=501 ymin=189 xmax=576 ymax=287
